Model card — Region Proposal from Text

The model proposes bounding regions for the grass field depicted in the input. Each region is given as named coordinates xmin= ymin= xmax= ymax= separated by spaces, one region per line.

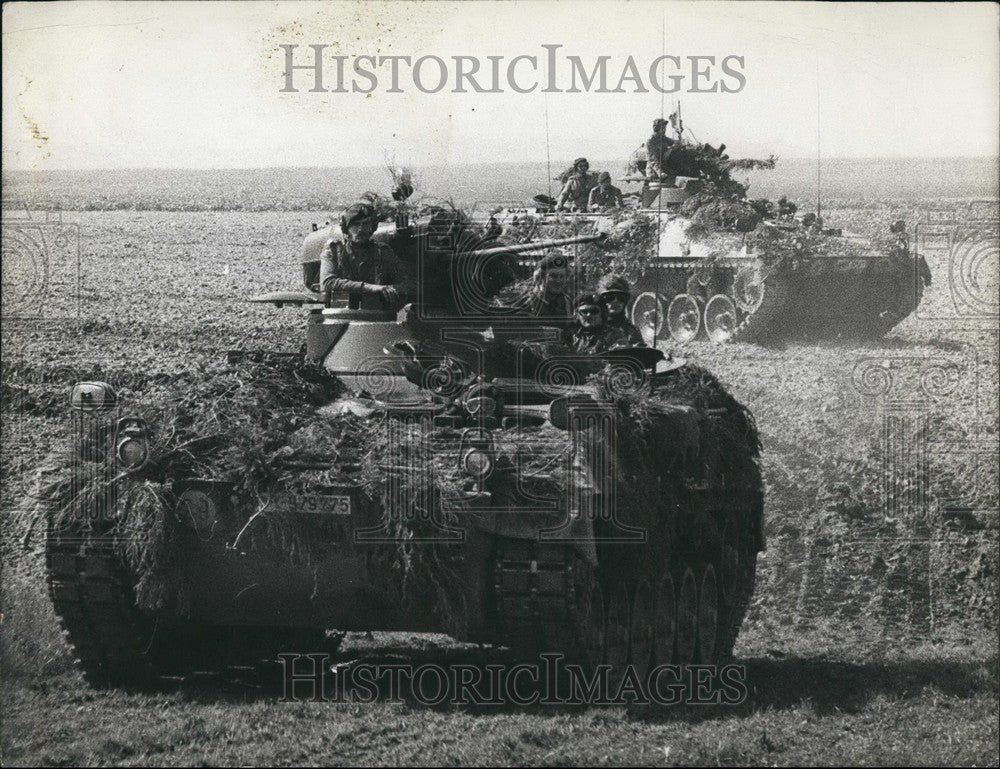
xmin=1 ymin=193 xmax=997 ymax=765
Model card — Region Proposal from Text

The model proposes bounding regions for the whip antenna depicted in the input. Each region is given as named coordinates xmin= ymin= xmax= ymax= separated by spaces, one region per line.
xmin=654 ymin=12 xmax=666 ymax=347
xmin=816 ymin=62 xmax=822 ymax=221
xmin=545 ymin=93 xmax=553 ymax=200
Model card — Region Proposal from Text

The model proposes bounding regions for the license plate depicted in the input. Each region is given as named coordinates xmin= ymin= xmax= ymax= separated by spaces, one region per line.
xmin=267 ymin=492 xmax=352 ymax=516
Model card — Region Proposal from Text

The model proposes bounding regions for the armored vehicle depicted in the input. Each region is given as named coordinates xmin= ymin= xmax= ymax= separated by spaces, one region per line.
xmin=47 ymin=224 xmax=764 ymax=692
xmin=486 ymin=138 xmax=931 ymax=345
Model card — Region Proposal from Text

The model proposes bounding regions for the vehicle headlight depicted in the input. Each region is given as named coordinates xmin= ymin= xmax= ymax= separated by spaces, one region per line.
xmin=115 ymin=418 xmax=148 ymax=469
xmin=70 ymin=381 xmax=117 ymax=413
xmin=461 ymin=448 xmax=494 ymax=480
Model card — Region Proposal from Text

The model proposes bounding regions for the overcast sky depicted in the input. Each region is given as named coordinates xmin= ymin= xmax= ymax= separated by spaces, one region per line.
xmin=3 ymin=0 xmax=998 ymax=169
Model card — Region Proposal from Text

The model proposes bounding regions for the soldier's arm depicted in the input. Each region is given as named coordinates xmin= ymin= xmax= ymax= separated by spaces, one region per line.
xmin=587 ymin=186 xmax=600 ymax=212
xmin=320 ymin=242 xmax=374 ymax=294
xmin=376 ymin=245 xmax=418 ymax=305
xmin=555 ymin=179 xmax=575 ymax=210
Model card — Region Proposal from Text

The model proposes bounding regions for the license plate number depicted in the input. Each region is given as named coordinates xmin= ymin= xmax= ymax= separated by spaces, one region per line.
xmin=269 ymin=493 xmax=351 ymax=516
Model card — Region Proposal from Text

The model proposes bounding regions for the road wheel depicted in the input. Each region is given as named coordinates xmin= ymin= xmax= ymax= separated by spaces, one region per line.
xmin=576 ymin=569 xmax=605 ymax=670
xmin=720 ymin=513 xmax=740 ymax=605
xmin=630 ymin=581 xmax=653 ymax=681
xmin=675 ymin=567 xmax=698 ymax=665
xmin=666 ymin=294 xmax=701 ymax=343
xmin=705 ymin=294 xmax=739 ymax=343
xmin=605 ymin=582 xmax=630 ymax=684
xmin=697 ymin=563 xmax=720 ymax=665
xmin=653 ymin=572 xmax=677 ymax=665
xmin=630 ymin=292 xmax=666 ymax=346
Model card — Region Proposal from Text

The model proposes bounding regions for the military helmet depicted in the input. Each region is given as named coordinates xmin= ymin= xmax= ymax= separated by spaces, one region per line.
xmin=575 ymin=293 xmax=602 ymax=310
xmin=340 ymin=202 xmax=377 ymax=234
xmin=597 ymin=274 xmax=631 ymax=298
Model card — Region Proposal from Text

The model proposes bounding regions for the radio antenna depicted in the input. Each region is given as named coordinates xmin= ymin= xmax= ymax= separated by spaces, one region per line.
xmin=816 ymin=62 xmax=822 ymax=221
xmin=545 ymin=93 xmax=553 ymax=200
xmin=654 ymin=12 xmax=666 ymax=348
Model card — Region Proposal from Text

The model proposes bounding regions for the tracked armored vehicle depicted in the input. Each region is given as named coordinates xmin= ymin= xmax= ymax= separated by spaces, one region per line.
xmin=487 ymin=139 xmax=931 ymax=345
xmin=47 ymin=225 xmax=764 ymax=691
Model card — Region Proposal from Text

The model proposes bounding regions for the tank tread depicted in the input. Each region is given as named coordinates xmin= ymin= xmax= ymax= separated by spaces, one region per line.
xmin=47 ymin=529 xmax=327 ymax=690
xmin=47 ymin=533 xmax=161 ymax=688
xmin=493 ymin=522 xmax=759 ymax=671
xmin=494 ymin=539 xmax=594 ymax=664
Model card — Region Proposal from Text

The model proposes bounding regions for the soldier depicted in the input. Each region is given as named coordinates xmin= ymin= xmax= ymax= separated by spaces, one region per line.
xmin=566 ymin=293 xmax=630 ymax=354
xmin=646 ymin=117 xmax=676 ymax=180
xmin=529 ymin=253 xmax=575 ymax=326
xmin=320 ymin=202 xmax=414 ymax=311
xmin=598 ymin=274 xmax=645 ymax=346
xmin=556 ymin=157 xmax=598 ymax=212
xmin=588 ymin=172 xmax=624 ymax=211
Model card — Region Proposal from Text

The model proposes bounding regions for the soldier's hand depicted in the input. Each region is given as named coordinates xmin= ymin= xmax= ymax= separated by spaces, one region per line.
xmin=378 ymin=285 xmax=400 ymax=309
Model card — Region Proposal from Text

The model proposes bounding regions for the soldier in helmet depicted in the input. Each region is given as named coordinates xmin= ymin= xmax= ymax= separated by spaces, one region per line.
xmin=566 ymin=293 xmax=630 ymax=354
xmin=320 ymin=202 xmax=414 ymax=311
xmin=556 ymin=157 xmax=598 ymax=212
xmin=598 ymin=274 xmax=645 ymax=346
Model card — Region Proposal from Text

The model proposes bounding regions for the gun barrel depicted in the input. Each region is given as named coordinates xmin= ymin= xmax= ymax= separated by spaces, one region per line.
xmin=466 ymin=232 xmax=606 ymax=259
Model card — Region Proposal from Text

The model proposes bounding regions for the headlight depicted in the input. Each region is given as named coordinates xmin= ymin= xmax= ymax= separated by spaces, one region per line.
xmin=461 ymin=448 xmax=494 ymax=480
xmin=71 ymin=381 xmax=117 ymax=413
xmin=115 ymin=418 xmax=148 ymax=469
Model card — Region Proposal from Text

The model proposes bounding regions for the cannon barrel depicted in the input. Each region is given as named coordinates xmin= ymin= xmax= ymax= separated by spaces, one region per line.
xmin=465 ymin=232 xmax=606 ymax=259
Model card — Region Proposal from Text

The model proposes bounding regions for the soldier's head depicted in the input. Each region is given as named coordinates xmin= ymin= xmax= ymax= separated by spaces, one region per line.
xmin=535 ymin=253 xmax=571 ymax=296
xmin=340 ymin=203 xmax=378 ymax=243
xmin=573 ymin=157 xmax=590 ymax=175
xmin=575 ymin=294 xmax=605 ymax=329
xmin=597 ymin=171 xmax=612 ymax=189
xmin=598 ymin=274 xmax=630 ymax=319
xmin=653 ymin=118 xmax=668 ymax=134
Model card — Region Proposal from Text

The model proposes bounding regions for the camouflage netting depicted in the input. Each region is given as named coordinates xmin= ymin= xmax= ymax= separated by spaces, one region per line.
xmin=493 ymin=145 xmax=903 ymax=298
xmin=592 ymin=363 xmax=764 ymax=543
xmin=32 ymin=352 xmax=768 ymax=631
xmin=38 ymin=356 xmax=353 ymax=612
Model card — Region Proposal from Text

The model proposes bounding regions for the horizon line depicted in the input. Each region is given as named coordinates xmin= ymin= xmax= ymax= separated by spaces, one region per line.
xmin=2 ymin=155 xmax=998 ymax=174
